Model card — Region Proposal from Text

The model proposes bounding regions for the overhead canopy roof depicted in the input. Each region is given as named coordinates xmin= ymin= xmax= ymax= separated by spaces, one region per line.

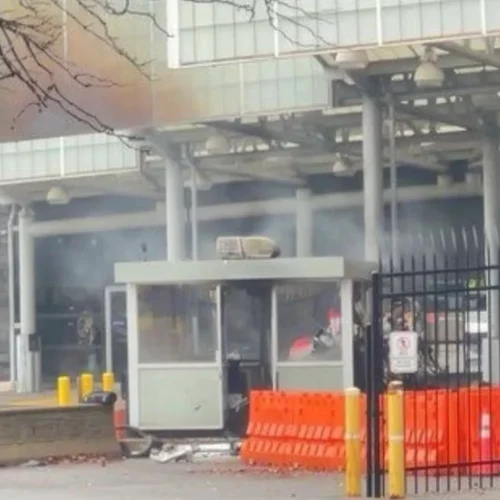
xmin=114 ymin=257 xmax=377 ymax=285
xmin=1 ymin=2 xmax=499 ymax=200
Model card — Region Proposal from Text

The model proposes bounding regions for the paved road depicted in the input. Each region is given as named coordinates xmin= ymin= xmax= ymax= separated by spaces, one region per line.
xmin=0 ymin=458 xmax=499 ymax=499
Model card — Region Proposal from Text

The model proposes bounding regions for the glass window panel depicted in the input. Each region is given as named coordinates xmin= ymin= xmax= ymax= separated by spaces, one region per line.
xmin=277 ymin=281 xmax=342 ymax=362
xmin=138 ymin=285 xmax=217 ymax=363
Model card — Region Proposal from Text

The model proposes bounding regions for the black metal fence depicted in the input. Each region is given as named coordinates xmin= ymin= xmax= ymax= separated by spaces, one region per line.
xmin=365 ymin=244 xmax=500 ymax=497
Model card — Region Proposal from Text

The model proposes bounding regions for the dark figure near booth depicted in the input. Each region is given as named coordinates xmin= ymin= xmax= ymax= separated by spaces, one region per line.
xmin=225 ymin=351 xmax=249 ymax=436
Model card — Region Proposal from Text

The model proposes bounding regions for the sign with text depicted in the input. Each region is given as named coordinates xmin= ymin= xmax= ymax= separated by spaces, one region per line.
xmin=389 ymin=331 xmax=419 ymax=374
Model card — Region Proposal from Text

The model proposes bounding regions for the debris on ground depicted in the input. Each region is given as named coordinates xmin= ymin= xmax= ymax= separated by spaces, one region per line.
xmin=117 ymin=426 xmax=241 ymax=464
xmin=149 ymin=440 xmax=241 ymax=464
xmin=16 ymin=454 xmax=112 ymax=469
xmin=20 ymin=460 xmax=46 ymax=468
xmin=150 ymin=444 xmax=197 ymax=463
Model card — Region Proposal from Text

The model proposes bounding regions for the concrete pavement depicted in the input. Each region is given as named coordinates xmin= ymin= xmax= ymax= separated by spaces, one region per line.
xmin=0 ymin=458 xmax=499 ymax=499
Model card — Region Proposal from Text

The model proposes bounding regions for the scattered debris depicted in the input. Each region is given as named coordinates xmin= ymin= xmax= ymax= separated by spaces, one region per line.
xmin=150 ymin=444 xmax=197 ymax=463
xmin=116 ymin=426 xmax=241 ymax=464
xmin=118 ymin=426 xmax=163 ymax=458
xmin=20 ymin=459 xmax=46 ymax=468
xmin=149 ymin=440 xmax=241 ymax=464
xmin=14 ymin=454 xmax=113 ymax=469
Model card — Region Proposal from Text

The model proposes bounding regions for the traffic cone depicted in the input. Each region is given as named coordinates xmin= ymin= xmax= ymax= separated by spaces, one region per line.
xmin=472 ymin=411 xmax=500 ymax=475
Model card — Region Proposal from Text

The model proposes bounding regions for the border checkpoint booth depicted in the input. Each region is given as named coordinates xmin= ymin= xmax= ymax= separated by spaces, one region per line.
xmin=114 ymin=240 xmax=376 ymax=432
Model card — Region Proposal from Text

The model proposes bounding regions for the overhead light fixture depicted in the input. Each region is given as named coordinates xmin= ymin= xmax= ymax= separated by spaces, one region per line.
xmin=205 ymin=132 xmax=231 ymax=155
xmin=414 ymin=47 xmax=445 ymax=89
xmin=335 ymin=50 xmax=369 ymax=70
xmin=185 ymin=175 xmax=213 ymax=191
xmin=332 ymin=154 xmax=356 ymax=177
xmin=0 ymin=188 xmax=15 ymax=206
xmin=437 ymin=174 xmax=453 ymax=187
xmin=465 ymin=171 xmax=481 ymax=189
xmin=46 ymin=186 xmax=70 ymax=205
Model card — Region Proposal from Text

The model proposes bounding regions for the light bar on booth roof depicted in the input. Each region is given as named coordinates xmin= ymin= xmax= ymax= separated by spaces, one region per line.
xmin=216 ymin=236 xmax=281 ymax=260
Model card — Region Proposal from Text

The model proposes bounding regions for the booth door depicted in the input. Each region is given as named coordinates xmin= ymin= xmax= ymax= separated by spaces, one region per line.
xmin=271 ymin=281 xmax=352 ymax=392
xmin=133 ymin=284 xmax=225 ymax=431
xmin=104 ymin=285 xmax=128 ymax=381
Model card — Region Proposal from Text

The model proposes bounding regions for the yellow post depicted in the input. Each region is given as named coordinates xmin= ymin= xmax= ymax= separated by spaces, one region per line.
xmin=345 ymin=387 xmax=362 ymax=497
xmin=79 ymin=372 xmax=94 ymax=400
xmin=102 ymin=372 xmax=115 ymax=392
xmin=388 ymin=380 xmax=405 ymax=499
xmin=56 ymin=376 xmax=71 ymax=406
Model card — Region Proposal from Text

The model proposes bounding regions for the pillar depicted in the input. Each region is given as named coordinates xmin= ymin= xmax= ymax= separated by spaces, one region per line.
xmin=165 ymin=159 xmax=185 ymax=261
xmin=17 ymin=206 xmax=39 ymax=393
xmin=362 ymin=93 xmax=384 ymax=262
xmin=482 ymin=132 xmax=500 ymax=383
xmin=296 ymin=187 xmax=313 ymax=257
xmin=189 ymin=165 xmax=199 ymax=261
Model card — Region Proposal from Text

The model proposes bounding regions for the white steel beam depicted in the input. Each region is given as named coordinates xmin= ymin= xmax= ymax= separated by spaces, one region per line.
xmin=29 ymin=181 xmax=481 ymax=238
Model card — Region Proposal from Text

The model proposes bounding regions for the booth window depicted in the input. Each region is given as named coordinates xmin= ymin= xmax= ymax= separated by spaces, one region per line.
xmin=138 ymin=285 xmax=216 ymax=363
xmin=277 ymin=282 xmax=342 ymax=362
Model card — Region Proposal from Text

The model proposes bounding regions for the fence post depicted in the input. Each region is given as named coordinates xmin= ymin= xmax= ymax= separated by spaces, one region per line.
xmin=366 ymin=271 xmax=384 ymax=498
xmin=388 ymin=380 xmax=405 ymax=499
xmin=345 ymin=387 xmax=362 ymax=497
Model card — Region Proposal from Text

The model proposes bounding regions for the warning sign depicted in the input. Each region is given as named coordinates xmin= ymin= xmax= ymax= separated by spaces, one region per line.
xmin=389 ymin=331 xmax=419 ymax=374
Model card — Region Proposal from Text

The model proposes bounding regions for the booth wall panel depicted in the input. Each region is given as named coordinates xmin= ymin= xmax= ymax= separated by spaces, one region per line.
xmin=276 ymin=364 xmax=343 ymax=391
xmin=137 ymin=367 xmax=222 ymax=429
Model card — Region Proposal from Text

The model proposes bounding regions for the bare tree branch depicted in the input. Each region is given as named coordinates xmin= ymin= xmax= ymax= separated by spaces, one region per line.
xmin=0 ymin=0 xmax=168 ymax=137
xmin=0 ymin=0 xmax=327 ymax=140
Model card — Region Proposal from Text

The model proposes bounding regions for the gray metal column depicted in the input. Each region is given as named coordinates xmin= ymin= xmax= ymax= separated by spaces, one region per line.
xmin=482 ymin=132 xmax=500 ymax=383
xmin=296 ymin=187 xmax=313 ymax=257
xmin=7 ymin=205 xmax=17 ymax=387
xmin=189 ymin=165 xmax=200 ymax=354
xmin=190 ymin=165 xmax=199 ymax=261
xmin=165 ymin=159 xmax=185 ymax=261
xmin=362 ymin=93 xmax=384 ymax=263
xmin=17 ymin=206 xmax=39 ymax=393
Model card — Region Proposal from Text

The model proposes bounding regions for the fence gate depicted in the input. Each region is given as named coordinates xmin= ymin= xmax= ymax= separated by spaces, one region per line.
xmin=365 ymin=251 xmax=500 ymax=497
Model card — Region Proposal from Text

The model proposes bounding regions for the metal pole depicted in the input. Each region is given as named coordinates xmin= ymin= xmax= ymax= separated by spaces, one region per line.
xmin=189 ymin=164 xmax=200 ymax=355
xmin=482 ymin=131 xmax=500 ymax=383
xmin=7 ymin=205 xmax=16 ymax=387
xmin=18 ymin=206 xmax=37 ymax=393
xmin=165 ymin=159 xmax=185 ymax=261
xmin=388 ymin=100 xmax=399 ymax=262
xmin=363 ymin=91 xmax=384 ymax=263
xmin=190 ymin=164 xmax=199 ymax=261
xmin=296 ymin=187 xmax=313 ymax=257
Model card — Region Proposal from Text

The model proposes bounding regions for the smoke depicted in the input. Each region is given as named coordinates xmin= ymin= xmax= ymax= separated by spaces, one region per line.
xmin=35 ymin=193 xmax=486 ymax=298
xmin=34 ymin=191 xmax=487 ymax=314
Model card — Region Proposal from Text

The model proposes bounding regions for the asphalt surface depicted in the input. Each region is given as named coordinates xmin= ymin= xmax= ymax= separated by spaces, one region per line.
xmin=0 ymin=458 xmax=499 ymax=499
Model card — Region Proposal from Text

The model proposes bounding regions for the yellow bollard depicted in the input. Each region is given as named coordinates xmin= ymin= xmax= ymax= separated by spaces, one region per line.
xmin=345 ymin=387 xmax=362 ymax=497
xmin=79 ymin=372 xmax=94 ymax=400
xmin=102 ymin=372 xmax=115 ymax=392
xmin=57 ymin=376 xmax=71 ymax=406
xmin=388 ymin=380 xmax=405 ymax=499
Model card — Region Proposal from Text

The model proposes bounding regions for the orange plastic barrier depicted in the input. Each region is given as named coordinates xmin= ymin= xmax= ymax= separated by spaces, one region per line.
xmin=240 ymin=387 xmax=500 ymax=475
xmin=459 ymin=387 xmax=500 ymax=475
xmin=241 ymin=390 xmax=348 ymax=471
xmin=402 ymin=389 xmax=460 ymax=475
xmin=113 ymin=401 xmax=127 ymax=441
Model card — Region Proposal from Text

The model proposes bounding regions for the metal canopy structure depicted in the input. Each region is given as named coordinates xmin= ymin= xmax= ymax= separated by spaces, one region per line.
xmin=0 ymin=40 xmax=499 ymax=201
xmin=107 ymin=39 xmax=500 ymax=193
